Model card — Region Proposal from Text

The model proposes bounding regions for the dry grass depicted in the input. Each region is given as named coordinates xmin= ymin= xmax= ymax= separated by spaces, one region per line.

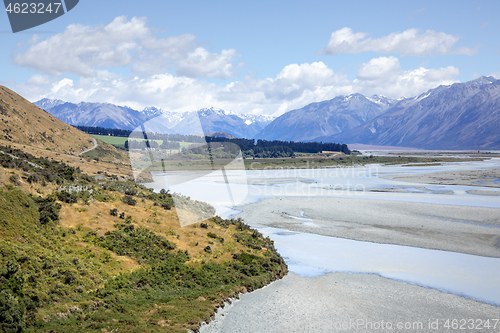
xmin=0 ymin=165 xmax=57 ymax=196
xmin=0 ymin=84 xmax=132 ymax=179
xmin=0 ymin=85 xmax=94 ymax=154
xmin=59 ymin=195 xmax=264 ymax=267
xmin=0 ymin=138 xmax=132 ymax=179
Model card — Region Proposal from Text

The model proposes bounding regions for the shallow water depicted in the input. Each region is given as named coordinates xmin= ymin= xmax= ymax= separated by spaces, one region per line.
xmin=150 ymin=159 xmax=500 ymax=213
xmin=261 ymin=227 xmax=500 ymax=305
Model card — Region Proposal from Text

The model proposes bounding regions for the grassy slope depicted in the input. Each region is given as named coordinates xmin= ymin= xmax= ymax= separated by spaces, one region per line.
xmin=0 ymin=85 xmax=133 ymax=181
xmin=0 ymin=138 xmax=133 ymax=181
xmin=0 ymin=147 xmax=287 ymax=332
xmin=0 ymin=86 xmax=94 ymax=154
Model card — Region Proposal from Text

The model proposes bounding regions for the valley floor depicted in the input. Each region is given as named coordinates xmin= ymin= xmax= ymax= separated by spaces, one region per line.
xmin=198 ymin=163 xmax=500 ymax=332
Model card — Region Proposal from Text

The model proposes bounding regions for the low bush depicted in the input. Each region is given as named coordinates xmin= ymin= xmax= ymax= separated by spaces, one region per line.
xmin=35 ymin=196 xmax=61 ymax=225
xmin=56 ymin=191 xmax=77 ymax=204
xmin=121 ymin=195 xmax=136 ymax=206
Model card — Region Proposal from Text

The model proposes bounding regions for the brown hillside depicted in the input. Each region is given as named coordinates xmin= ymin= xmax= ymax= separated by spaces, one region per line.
xmin=0 ymin=86 xmax=132 ymax=177
xmin=0 ymin=85 xmax=95 ymax=154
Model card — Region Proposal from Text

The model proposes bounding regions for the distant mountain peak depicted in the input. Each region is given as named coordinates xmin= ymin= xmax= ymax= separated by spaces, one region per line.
xmin=197 ymin=107 xmax=229 ymax=117
xmin=342 ymin=93 xmax=361 ymax=102
xmin=239 ymin=113 xmax=276 ymax=123
xmin=35 ymin=98 xmax=65 ymax=110
xmin=412 ymin=76 xmax=499 ymax=103
xmin=471 ymin=75 xmax=497 ymax=85
xmin=141 ymin=106 xmax=168 ymax=116
xmin=366 ymin=95 xmax=395 ymax=105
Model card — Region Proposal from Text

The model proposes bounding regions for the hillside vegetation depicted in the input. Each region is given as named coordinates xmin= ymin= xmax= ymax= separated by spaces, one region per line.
xmin=0 ymin=86 xmax=94 ymax=155
xmin=0 ymin=145 xmax=287 ymax=332
xmin=0 ymin=86 xmax=132 ymax=182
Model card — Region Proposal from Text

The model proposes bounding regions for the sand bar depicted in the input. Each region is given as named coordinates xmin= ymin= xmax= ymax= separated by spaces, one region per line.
xmin=235 ymin=196 xmax=500 ymax=258
xmin=383 ymin=168 xmax=500 ymax=188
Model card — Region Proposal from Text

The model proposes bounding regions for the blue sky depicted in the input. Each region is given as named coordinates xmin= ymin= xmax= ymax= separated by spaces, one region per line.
xmin=1 ymin=0 xmax=499 ymax=115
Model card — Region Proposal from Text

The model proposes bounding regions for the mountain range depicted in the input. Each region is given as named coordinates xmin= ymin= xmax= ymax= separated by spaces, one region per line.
xmin=323 ymin=76 xmax=500 ymax=149
xmin=258 ymin=76 xmax=500 ymax=149
xmin=34 ymin=76 xmax=500 ymax=150
xmin=256 ymin=93 xmax=396 ymax=142
xmin=34 ymin=100 xmax=274 ymax=139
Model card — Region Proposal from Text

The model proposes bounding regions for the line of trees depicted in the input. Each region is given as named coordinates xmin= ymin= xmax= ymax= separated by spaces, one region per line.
xmin=76 ymin=126 xmax=132 ymax=137
xmin=76 ymin=126 xmax=205 ymax=143
xmin=205 ymin=137 xmax=351 ymax=155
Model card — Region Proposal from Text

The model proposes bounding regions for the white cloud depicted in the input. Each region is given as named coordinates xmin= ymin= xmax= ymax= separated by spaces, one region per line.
xmin=134 ymin=34 xmax=242 ymax=78
xmin=11 ymin=17 xmax=464 ymax=118
xmin=25 ymin=74 xmax=52 ymax=85
xmin=354 ymin=56 xmax=460 ymax=97
xmin=18 ymin=72 xmax=216 ymax=113
xmin=16 ymin=61 xmax=352 ymax=116
xmin=16 ymin=58 xmax=461 ymax=116
xmin=14 ymin=17 xmax=148 ymax=76
xmin=13 ymin=16 xmax=241 ymax=79
xmin=323 ymin=27 xmax=477 ymax=56
xmin=216 ymin=62 xmax=353 ymax=115
xmin=490 ymin=71 xmax=500 ymax=80
xmin=176 ymin=48 xmax=240 ymax=79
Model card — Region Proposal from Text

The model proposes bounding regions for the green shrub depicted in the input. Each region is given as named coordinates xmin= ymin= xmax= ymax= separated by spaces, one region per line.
xmin=56 ymin=191 xmax=77 ymax=204
xmin=8 ymin=175 xmax=20 ymax=186
xmin=96 ymin=224 xmax=177 ymax=264
xmin=207 ymin=232 xmax=224 ymax=243
xmin=0 ymin=289 xmax=26 ymax=333
xmin=35 ymin=196 xmax=61 ymax=225
xmin=121 ymin=195 xmax=136 ymax=206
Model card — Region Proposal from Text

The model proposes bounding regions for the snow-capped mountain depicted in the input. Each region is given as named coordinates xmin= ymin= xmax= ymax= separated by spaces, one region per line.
xmin=239 ymin=113 xmax=275 ymax=125
xmin=323 ymin=76 xmax=500 ymax=149
xmin=35 ymin=76 xmax=500 ymax=149
xmin=33 ymin=100 xmax=149 ymax=130
xmin=34 ymin=101 xmax=274 ymax=138
xmin=256 ymin=93 xmax=395 ymax=142
xmin=196 ymin=108 xmax=274 ymax=137
xmin=128 ymin=107 xmax=274 ymax=138
xmin=34 ymin=98 xmax=65 ymax=110
xmin=141 ymin=106 xmax=167 ymax=117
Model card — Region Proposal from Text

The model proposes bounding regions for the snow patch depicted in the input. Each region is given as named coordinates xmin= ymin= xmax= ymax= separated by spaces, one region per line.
xmin=415 ymin=92 xmax=431 ymax=101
